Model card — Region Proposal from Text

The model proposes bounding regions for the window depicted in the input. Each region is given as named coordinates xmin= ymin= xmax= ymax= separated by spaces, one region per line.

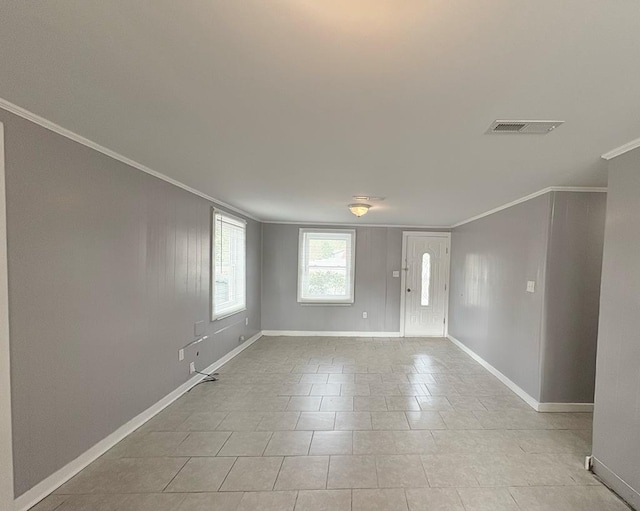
xmin=298 ymin=229 xmax=356 ymax=304
xmin=212 ymin=210 xmax=246 ymax=319
xmin=421 ymin=252 xmax=431 ymax=306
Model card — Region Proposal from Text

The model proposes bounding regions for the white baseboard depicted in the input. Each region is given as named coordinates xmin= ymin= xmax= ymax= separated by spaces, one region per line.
xmin=592 ymin=456 xmax=640 ymax=510
xmin=262 ymin=330 xmax=402 ymax=338
xmin=13 ymin=331 xmax=263 ymax=511
xmin=446 ymin=335 xmax=593 ymax=413
xmin=537 ymin=402 xmax=594 ymax=413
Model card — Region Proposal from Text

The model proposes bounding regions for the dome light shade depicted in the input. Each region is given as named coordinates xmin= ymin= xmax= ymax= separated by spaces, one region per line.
xmin=349 ymin=203 xmax=371 ymax=217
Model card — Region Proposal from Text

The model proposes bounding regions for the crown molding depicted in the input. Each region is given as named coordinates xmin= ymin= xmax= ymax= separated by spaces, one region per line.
xmin=262 ymin=220 xmax=449 ymax=229
xmin=601 ymin=136 xmax=640 ymax=160
xmin=450 ymin=186 xmax=607 ymax=228
xmin=0 ymin=97 xmax=261 ymax=222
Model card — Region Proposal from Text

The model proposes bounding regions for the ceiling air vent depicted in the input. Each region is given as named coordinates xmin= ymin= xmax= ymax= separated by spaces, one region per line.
xmin=487 ymin=120 xmax=564 ymax=134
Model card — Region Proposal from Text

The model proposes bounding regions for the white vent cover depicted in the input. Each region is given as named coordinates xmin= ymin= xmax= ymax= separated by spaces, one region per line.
xmin=487 ymin=120 xmax=564 ymax=134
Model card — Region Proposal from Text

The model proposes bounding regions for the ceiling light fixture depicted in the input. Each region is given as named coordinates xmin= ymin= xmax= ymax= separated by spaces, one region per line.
xmin=349 ymin=203 xmax=371 ymax=217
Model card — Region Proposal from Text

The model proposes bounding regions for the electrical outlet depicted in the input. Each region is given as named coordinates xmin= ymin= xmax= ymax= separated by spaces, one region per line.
xmin=245 ymin=317 xmax=249 ymax=326
xmin=392 ymin=270 xmax=400 ymax=278
xmin=362 ymin=312 xmax=368 ymax=319
xmin=239 ymin=335 xmax=246 ymax=343
xmin=178 ymin=349 xmax=184 ymax=361
xmin=526 ymin=280 xmax=536 ymax=293
xmin=189 ymin=362 xmax=195 ymax=374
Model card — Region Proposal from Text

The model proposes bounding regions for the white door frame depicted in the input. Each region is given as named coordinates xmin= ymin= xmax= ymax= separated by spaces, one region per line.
xmin=399 ymin=231 xmax=451 ymax=337
xmin=0 ymin=122 xmax=15 ymax=510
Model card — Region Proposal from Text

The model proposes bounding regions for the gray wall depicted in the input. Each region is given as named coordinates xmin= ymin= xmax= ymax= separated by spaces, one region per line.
xmin=592 ymin=147 xmax=640 ymax=509
xmin=448 ymin=191 xmax=606 ymax=403
xmin=261 ymin=224 xmax=448 ymax=332
xmin=448 ymin=194 xmax=552 ymax=400
xmin=541 ymin=192 xmax=606 ymax=403
xmin=1 ymin=109 xmax=261 ymax=497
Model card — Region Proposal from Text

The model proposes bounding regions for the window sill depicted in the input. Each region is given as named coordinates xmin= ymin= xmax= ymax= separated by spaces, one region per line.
xmin=298 ymin=302 xmax=354 ymax=307
xmin=213 ymin=307 xmax=247 ymax=322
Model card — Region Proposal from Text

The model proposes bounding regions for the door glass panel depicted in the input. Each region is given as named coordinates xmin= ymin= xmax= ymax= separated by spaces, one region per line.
xmin=421 ymin=253 xmax=431 ymax=306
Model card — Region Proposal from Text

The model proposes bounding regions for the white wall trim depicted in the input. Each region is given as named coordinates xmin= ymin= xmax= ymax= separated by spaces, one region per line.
xmin=262 ymin=330 xmax=401 ymax=338
xmin=450 ymin=186 xmax=607 ymax=229
xmin=591 ymin=457 xmax=640 ymax=510
xmin=0 ymin=97 xmax=260 ymax=222
xmin=447 ymin=335 xmax=593 ymax=413
xmin=537 ymin=402 xmax=594 ymax=413
xmin=13 ymin=331 xmax=264 ymax=511
xmin=0 ymin=122 xmax=15 ymax=511
xmin=601 ymin=136 xmax=640 ymax=161
xmin=263 ymin=220 xmax=450 ymax=229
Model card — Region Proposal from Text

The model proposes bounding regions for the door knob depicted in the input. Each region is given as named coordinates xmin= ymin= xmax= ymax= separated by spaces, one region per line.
xmin=407 ymin=288 xmax=411 ymax=292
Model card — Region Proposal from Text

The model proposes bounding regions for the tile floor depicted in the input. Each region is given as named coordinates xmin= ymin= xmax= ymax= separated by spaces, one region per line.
xmin=31 ymin=336 xmax=630 ymax=511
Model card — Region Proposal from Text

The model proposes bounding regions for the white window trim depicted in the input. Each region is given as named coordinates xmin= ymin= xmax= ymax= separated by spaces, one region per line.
xmin=211 ymin=208 xmax=247 ymax=321
xmin=297 ymin=228 xmax=356 ymax=305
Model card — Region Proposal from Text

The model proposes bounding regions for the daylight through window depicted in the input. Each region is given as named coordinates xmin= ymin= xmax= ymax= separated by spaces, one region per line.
xmin=212 ymin=211 xmax=246 ymax=319
xmin=298 ymin=229 xmax=356 ymax=304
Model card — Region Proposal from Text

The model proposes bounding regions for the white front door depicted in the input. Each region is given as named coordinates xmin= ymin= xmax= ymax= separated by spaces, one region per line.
xmin=402 ymin=233 xmax=450 ymax=337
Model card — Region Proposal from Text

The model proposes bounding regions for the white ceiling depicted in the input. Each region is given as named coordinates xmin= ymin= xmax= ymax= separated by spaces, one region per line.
xmin=1 ymin=1 xmax=639 ymax=226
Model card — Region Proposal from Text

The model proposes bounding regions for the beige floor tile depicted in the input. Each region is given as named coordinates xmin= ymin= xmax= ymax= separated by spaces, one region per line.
xmin=217 ymin=412 xmax=264 ymax=431
xmin=353 ymin=431 xmax=397 ymax=454
xmin=386 ymin=397 xmax=421 ymax=411
xmin=352 ymin=489 xmax=409 ymax=511
xmin=393 ymin=430 xmax=437 ymax=454
xmin=309 ymin=431 xmax=353 ymax=455
xmin=353 ymin=396 xmax=387 ymax=411
xmin=165 ymin=457 xmax=236 ymax=492
xmin=371 ymin=412 xmax=410 ymax=430
xmin=335 ymin=412 xmax=372 ymax=430
xmin=257 ymin=412 xmax=301 ymax=431
xmin=421 ymin=454 xmax=479 ymax=487
xmin=300 ymin=374 xmax=329 ymax=383
xmin=341 ymin=384 xmax=372 ymax=397
xmin=177 ymin=492 xmax=243 ymax=511
xmin=177 ymin=411 xmax=228 ymax=431
xmin=237 ymin=491 xmax=298 ymax=511
xmin=327 ymin=455 xmax=378 ymax=489
xmin=279 ymin=383 xmax=313 ymax=396
xmin=29 ymin=495 xmax=68 ymax=511
xmin=287 ymin=397 xmax=323 ymax=411
xmin=296 ymin=412 xmax=336 ymax=430
xmin=310 ymin=384 xmax=341 ymax=396
xmin=416 ymin=397 xmax=453 ymax=411
xmin=55 ymin=457 xmax=188 ymax=494
xmin=509 ymin=485 xmax=630 ymax=511
xmin=220 ymin=456 xmax=284 ymax=491
xmin=456 ymin=488 xmax=519 ymax=511
xmin=294 ymin=490 xmax=351 ymax=511
xmin=328 ymin=374 xmax=355 ymax=384
xmin=121 ymin=493 xmax=189 ymax=510
xmin=218 ymin=431 xmax=272 ymax=456
xmin=514 ymin=430 xmax=591 ymax=454
xmin=376 ymin=455 xmax=429 ymax=488
xmin=53 ymin=494 xmax=130 ymax=511
xmin=405 ymin=488 xmax=465 ymax=511
xmin=446 ymin=396 xmax=487 ymax=411
xmin=320 ymin=397 xmax=354 ymax=412
xmin=275 ymin=456 xmax=330 ymax=490
xmin=439 ymin=411 xmax=484 ymax=430
xmin=174 ymin=431 xmax=231 ymax=456
xmin=265 ymin=431 xmax=313 ymax=456
xmin=105 ymin=431 xmax=188 ymax=458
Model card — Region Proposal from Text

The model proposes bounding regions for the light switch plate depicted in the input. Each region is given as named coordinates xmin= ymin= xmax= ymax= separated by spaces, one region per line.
xmin=392 ymin=270 xmax=400 ymax=278
xmin=526 ymin=280 xmax=536 ymax=293
xmin=178 ymin=349 xmax=184 ymax=361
